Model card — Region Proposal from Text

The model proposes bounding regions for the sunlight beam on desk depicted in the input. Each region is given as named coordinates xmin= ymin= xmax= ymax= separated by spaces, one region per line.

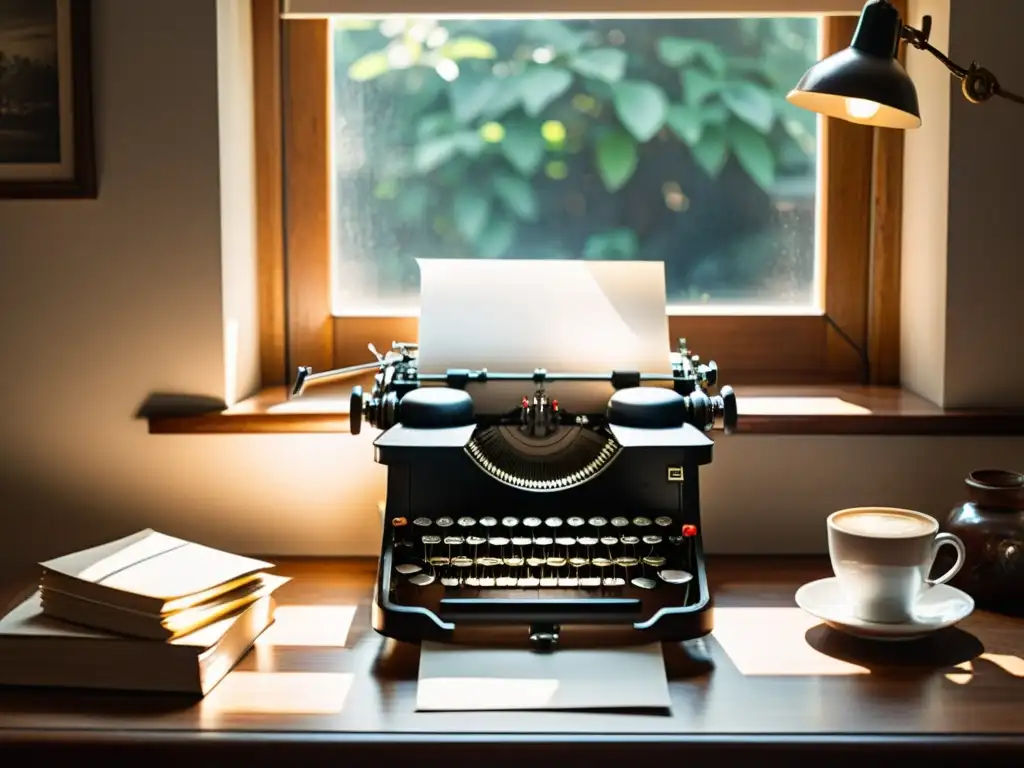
xmin=255 ymin=605 xmax=358 ymax=648
xmin=200 ymin=672 xmax=353 ymax=719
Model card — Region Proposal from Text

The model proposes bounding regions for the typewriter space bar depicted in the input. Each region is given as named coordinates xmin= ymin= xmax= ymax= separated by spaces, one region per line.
xmin=439 ymin=598 xmax=642 ymax=623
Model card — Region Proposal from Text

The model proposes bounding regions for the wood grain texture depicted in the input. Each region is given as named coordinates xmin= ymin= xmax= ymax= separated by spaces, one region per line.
xmin=1 ymin=557 xmax=1022 ymax=764
xmin=253 ymin=0 xmax=287 ymax=386
xmin=147 ymin=384 xmax=1024 ymax=435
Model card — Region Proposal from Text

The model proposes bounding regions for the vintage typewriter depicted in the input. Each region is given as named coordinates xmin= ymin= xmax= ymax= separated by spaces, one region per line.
xmin=292 ymin=339 xmax=737 ymax=649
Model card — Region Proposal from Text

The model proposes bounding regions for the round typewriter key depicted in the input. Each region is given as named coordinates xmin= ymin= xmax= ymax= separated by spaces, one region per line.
xmin=436 ymin=516 xmax=454 ymax=528
xmin=392 ymin=517 xmax=408 ymax=527
xmin=603 ymin=577 xmax=626 ymax=587
xmin=444 ymin=536 xmax=465 ymax=546
xmin=395 ymin=563 xmax=422 ymax=575
xmin=588 ymin=516 xmax=608 ymax=528
xmin=526 ymin=556 xmax=545 ymax=567
xmin=643 ymin=535 xmax=663 ymax=545
xmin=577 ymin=536 xmax=599 ymax=546
xmin=477 ymin=556 xmax=502 ymax=567
xmin=547 ymin=556 xmax=568 ymax=567
xmin=409 ymin=573 xmax=435 ymax=586
xmin=668 ymin=535 xmax=683 ymax=546
xmin=591 ymin=557 xmax=613 ymax=568
xmin=413 ymin=517 xmax=432 ymax=527
xmin=534 ymin=536 xmax=554 ymax=547
xmin=488 ymin=536 xmax=510 ymax=546
xmin=632 ymin=516 xmax=652 ymax=527
xmin=658 ymin=569 xmax=693 ymax=585
xmin=428 ymin=556 xmax=450 ymax=566
xmin=615 ymin=556 xmax=639 ymax=567
xmin=466 ymin=535 xmax=487 ymax=546
xmin=567 ymin=516 xmax=586 ymax=527
xmin=610 ymin=516 xmax=629 ymax=527
xmin=502 ymin=516 xmax=519 ymax=528
xmin=523 ymin=517 xmax=542 ymax=527
xmin=556 ymin=537 xmax=576 ymax=547
xmin=569 ymin=557 xmax=589 ymax=568
xmin=504 ymin=555 xmax=525 ymax=567
xmin=457 ymin=516 xmax=476 ymax=528
xmin=600 ymin=536 xmax=618 ymax=546
xmin=511 ymin=536 xmax=532 ymax=547
xmin=441 ymin=576 xmax=459 ymax=587
xmin=654 ymin=516 xmax=673 ymax=527
xmin=479 ymin=516 xmax=498 ymax=527
xmin=642 ymin=555 xmax=667 ymax=567
xmin=632 ymin=576 xmax=657 ymax=590
xmin=421 ymin=535 xmax=441 ymax=545
xmin=620 ymin=535 xmax=640 ymax=545
xmin=545 ymin=517 xmax=563 ymax=528
xmin=451 ymin=556 xmax=474 ymax=568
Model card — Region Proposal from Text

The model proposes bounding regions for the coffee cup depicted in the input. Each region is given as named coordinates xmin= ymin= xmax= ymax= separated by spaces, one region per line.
xmin=827 ymin=507 xmax=966 ymax=624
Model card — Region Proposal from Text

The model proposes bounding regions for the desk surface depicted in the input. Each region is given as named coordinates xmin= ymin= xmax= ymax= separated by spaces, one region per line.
xmin=1 ymin=557 xmax=1022 ymax=763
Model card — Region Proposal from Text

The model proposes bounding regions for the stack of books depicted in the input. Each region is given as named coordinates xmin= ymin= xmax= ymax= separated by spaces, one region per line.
xmin=0 ymin=529 xmax=288 ymax=696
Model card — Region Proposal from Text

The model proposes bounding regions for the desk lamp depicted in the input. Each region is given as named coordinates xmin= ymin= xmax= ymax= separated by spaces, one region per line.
xmin=787 ymin=0 xmax=1023 ymax=128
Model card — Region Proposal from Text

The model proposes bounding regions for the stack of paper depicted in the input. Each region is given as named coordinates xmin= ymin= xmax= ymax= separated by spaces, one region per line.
xmin=0 ymin=530 xmax=288 ymax=696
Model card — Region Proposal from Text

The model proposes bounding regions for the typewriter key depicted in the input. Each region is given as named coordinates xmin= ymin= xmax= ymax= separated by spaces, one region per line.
xmin=643 ymin=535 xmax=663 ymax=545
xmin=479 ymin=516 xmax=498 ymax=527
xmin=479 ymin=576 xmax=496 ymax=587
xmin=600 ymin=536 xmax=618 ymax=546
xmin=611 ymin=516 xmax=629 ymax=527
xmin=466 ymin=535 xmax=487 ymax=546
xmin=615 ymin=556 xmax=639 ymax=567
xmin=526 ymin=556 xmax=546 ymax=567
xmin=428 ymin=556 xmax=450 ymax=567
xmin=443 ymin=536 xmax=464 ymax=546
xmin=540 ymin=575 xmax=559 ymax=588
xmin=511 ymin=536 xmax=532 ymax=547
xmin=632 ymin=577 xmax=657 ymax=590
xmin=569 ymin=556 xmax=589 ymax=568
xmin=633 ymin=517 xmax=652 ymax=527
xmin=502 ymin=516 xmax=519 ymax=528
xmin=534 ymin=536 xmax=554 ymax=547
xmin=436 ymin=517 xmax=454 ymax=528
xmin=558 ymin=577 xmax=579 ymax=588
xmin=395 ymin=563 xmax=422 ymax=575
xmin=504 ymin=555 xmax=525 ymax=566
xmin=545 ymin=517 xmax=563 ymax=528
xmin=546 ymin=556 xmax=568 ymax=567
xmin=518 ymin=575 xmax=540 ymax=588
xmin=642 ymin=555 xmax=667 ymax=567
xmin=422 ymin=535 xmax=441 ymax=545
xmin=457 ymin=516 xmax=476 ymax=528
xmin=496 ymin=576 xmax=515 ymax=587
xmin=604 ymin=577 xmax=626 ymax=587
xmin=577 ymin=536 xmax=599 ymax=546
xmin=588 ymin=516 xmax=608 ymax=528
xmin=556 ymin=537 xmax=576 ymax=547
xmin=658 ymin=569 xmax=693 ymax=585
xmin=392 ymin=517 xmax=408 ymax=527
xmin=413 ymin=517 xmax=432 ymax=527
xmin=523 ymin=517 xmax=542 ymax=528
xmin=620 ymin=535 xmax=640 ymax=545
xmin=441 ymin=576 xmax=459 ymax=587
xmin=580 ymin=576 xmax=602 ymax=588
xmin=477 ymin=556 xmax=502 ymax=567
xmin=409 ymin=573 xmax=435 ymax=586
xmin=489 ymin=536 xmax=510 ymax=546
xmin=591 ymin=557 xmax=613 ymax=568
xmin=567 ymin=516 xmax=585 ymax=527
xmin=465 ymin=576 xmax=481 ymax=587
xmin=654 ymin=516 xmax=673 ymax=527
xmin=451 ymin=556 xmax=474 ymax=567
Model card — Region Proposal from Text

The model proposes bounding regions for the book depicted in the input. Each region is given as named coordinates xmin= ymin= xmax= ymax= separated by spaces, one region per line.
xmin=39 ymin=529 xmax=275 ymax=616
xmin=0 ymin=573 xmax=287 ymax=695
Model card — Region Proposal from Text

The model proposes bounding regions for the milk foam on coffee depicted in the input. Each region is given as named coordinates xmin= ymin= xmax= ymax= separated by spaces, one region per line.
xmin=833 ymin=510 xmax=933 ymax=537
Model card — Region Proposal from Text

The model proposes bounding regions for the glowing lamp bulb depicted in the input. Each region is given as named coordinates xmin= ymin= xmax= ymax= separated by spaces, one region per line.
xmin=845 ymin=98 xmax=882 ymax=120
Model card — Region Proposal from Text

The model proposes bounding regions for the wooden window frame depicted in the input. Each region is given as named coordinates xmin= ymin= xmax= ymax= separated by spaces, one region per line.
xmin=255 ymin=0 xmax=905 ymax=389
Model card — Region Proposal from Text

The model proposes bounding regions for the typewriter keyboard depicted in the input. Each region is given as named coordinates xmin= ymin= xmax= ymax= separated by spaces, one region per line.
xmin=389 ymin=514 xmax=698 ymax=590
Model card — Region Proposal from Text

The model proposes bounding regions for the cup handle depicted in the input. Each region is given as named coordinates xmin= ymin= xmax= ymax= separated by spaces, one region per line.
xmin=927 ymin=532 xmax=966 ymax=587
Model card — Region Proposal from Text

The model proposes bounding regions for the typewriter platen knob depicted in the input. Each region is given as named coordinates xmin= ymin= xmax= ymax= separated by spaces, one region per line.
xmin=349 ymin=386 xmax=364 ymax=435
xmin=715 ymin=385 xmax=738 ymax=435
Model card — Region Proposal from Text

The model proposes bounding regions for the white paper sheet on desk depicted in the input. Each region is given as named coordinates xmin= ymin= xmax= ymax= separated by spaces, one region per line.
xmin=416 ymin=259 xmax=671 ymax=413
xmin=416 ymin=641 xmax=671 ymax=712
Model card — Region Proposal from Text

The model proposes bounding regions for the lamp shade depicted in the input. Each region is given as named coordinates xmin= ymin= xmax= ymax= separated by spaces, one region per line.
xmin=787 ymin=0 xmax=921 ymax=129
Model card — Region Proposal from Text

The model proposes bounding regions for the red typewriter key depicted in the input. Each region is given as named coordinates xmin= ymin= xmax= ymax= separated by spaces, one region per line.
xmin=392 ymin=517 xmax=408 ymax=527
xmin=682 ymin=524 xmax=698 ymax=537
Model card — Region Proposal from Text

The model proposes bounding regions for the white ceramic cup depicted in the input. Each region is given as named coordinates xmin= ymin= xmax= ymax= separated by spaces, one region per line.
xmin=827 ymin=507 xmax=967 ymax=624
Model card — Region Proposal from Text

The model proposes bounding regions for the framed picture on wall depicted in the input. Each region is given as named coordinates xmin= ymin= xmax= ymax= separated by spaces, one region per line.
xmin=0 ymin=0 xmax=95 ymax=199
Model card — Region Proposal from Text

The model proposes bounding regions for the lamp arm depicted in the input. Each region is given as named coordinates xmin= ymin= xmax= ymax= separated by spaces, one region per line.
xmin=900 ymin=17 xmax=1024 ymax=106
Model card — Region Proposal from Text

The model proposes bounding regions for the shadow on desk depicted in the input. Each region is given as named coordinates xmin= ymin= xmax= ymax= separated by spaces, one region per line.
xmin=806 ymin=626 xmax=985 ymax=677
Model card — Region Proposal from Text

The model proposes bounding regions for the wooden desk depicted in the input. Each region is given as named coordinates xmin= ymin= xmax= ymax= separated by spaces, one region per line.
xmin=1 ymin=558 xmax=1022 ymax=765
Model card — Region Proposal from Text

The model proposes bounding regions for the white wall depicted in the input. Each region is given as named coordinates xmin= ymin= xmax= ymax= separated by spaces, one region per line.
xmin=0 ymin=0 xmax=1021 ymax=583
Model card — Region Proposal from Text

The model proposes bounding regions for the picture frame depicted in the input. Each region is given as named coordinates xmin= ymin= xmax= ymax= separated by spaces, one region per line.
xmin=0 ymin=0 xmax=95 ymax=199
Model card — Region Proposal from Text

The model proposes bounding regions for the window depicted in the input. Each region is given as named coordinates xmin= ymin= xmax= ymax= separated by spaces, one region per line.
xmin=258 ymin=1 xmax=904 ymax=387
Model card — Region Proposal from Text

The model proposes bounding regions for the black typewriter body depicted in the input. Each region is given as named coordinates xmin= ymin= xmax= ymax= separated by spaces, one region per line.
xmin=292 ymin=339 xmax=737 ymax=650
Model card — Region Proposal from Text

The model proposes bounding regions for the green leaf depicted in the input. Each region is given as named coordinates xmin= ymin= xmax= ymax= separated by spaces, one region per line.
xmin=448 ymin=75 xmax=501 ymax=123
xmin=569 ymin=48 xmax=627 ymax=84
xmin=583 ymin=229 xmax=639 ymax=260
xmin=493 ymin=174 xmax=539 ymax=221
xmin=476 ymin=215 xmax=517 ymax=258
xmin=414 ymin=135 xmax=459 ymax=173
xmin=729 ymin=122 xmax=776 ymax=191
xmin=612 ymin=80 xmax=668 ymax=143
xmin=682 ymin=69 xmax=721 ymax=107
xmin=348 ymin=51 xmax=390 ymax=82
xmin=501 ymin=120 xmax=546 ymax=175
xmin=523 ymin=20 xmax=586 ymax=54
xmin=656 ymin=38 xmax=726 ymax=75
xmin=440 ymin=37 xmax=498 ymax=61
xmin=481 ymin=74 xmax=524 ymax=119
xmin=520 ymin=68 xmax=573 ymax=117
xmin=665 ymin=104 xmax=704 ymax=147
xmin=595 ymin=130 xmax=638 ymax=193
xmin=454 ymin=189 xmax=491 ymax=242
xmin=721 ymin=81 xmax=777 ymax=134
xmin=691 ymin=125 xmax=728 ymax=178
xmin=417 ymin=112 xmax=457 ymax=142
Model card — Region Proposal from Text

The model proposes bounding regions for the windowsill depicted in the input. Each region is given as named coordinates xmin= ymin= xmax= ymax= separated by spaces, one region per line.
xmin=146 ymin=385 xmax=1024 ymax=436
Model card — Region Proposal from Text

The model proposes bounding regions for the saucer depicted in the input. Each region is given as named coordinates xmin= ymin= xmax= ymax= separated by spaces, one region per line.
xmin=794 ymin=577 xmax=974 ymax=641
